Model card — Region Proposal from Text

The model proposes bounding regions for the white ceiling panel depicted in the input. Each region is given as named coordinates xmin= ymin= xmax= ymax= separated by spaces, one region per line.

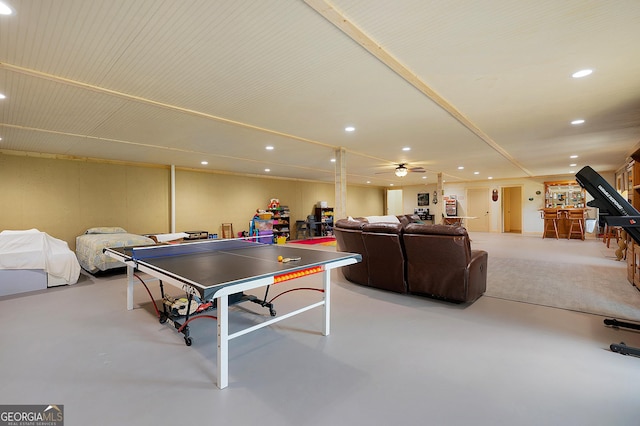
xmin=1 ymin=0 xmax=639 ymax=187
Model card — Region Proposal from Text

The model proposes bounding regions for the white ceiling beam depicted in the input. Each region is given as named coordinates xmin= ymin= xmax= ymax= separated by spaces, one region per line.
xmin=304 ymin=0 xmax=534 ymax=177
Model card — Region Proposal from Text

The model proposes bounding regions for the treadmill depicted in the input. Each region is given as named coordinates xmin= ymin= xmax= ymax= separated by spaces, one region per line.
xmin=575 ymin=165 xmax=640 ymax=357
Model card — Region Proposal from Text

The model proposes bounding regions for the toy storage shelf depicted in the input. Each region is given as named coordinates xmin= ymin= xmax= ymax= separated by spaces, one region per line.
xmin=269 ymin=206 xmax=290 ymax=241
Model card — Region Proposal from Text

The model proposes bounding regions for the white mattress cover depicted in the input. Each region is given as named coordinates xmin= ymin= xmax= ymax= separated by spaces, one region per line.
xmin=0 ymin=229 xmax=81 ymax=284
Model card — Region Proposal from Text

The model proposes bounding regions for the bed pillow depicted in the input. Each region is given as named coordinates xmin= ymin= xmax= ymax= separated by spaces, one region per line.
xmin=85 ymin=227 xmax=127 ymax=234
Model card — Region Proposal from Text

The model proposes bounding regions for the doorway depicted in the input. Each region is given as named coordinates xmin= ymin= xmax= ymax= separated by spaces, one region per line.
xmin=386 ymin=189 xmax=403 ymax=216
xmin=502 ymin=186 xmax=522 ymax=233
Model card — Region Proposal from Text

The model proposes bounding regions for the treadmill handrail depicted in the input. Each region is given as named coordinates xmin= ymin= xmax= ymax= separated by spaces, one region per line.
xmin=575 ymin=165 xmax=640 ymax=244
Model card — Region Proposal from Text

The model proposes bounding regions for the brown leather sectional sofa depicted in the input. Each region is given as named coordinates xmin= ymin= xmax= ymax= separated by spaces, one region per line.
xmin=334 ymin=215 xmax=488 ymax=304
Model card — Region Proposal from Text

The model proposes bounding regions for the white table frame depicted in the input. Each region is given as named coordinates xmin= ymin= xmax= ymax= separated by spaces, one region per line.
xmin=108 ymin=249 xmax=357 ymax=389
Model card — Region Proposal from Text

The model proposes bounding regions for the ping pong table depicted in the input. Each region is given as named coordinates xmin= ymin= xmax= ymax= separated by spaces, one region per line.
xmin=103 ymin=238 xmax=361 ymax=389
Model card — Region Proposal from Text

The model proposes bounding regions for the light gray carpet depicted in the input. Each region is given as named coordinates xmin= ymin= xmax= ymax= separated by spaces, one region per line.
xmin=472 ymin=232 xmax=640 ymax=322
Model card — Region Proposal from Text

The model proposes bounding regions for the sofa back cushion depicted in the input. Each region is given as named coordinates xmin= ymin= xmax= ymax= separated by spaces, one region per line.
xmin=334 ymin=219 xmax=368 ymax=285
xmin=364 ymin=215 xmax=401 ymax=224
xmin=361 ymin=222 xmax=406 ymax=293
xmin=402 ymin=224 xmax=472 ymax=300
xmin=397 ymin=214 xmax=422 ymax=226
xmin=404 ymin=222 xmax=468 ymax=236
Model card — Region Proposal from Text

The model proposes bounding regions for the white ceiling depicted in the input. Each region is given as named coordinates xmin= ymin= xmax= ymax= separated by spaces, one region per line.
xmin=1 ymin=0 xmax=640 ymax=186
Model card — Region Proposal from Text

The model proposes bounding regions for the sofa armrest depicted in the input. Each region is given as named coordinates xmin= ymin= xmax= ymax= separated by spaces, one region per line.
xmin=335 ymin=218 xmax=366 ymax=230
xmin=467 ymin=250 xmax=488 ymax=301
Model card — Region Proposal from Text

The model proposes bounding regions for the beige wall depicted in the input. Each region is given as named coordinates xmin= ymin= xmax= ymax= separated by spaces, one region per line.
xmin=401 ymin=184 xmax=438 ymax=216
xmin=0 ymin=153 xmax=384 ymax=249
xmin=175 ymin=170 xmax=384 ymax=236
xmin=0 ymin=152 xmax=618 ymax=245
xmin=401 ymin=171 xmax=616 ymax=234
xmin=0 ymin=154 xmax=171 ymax=249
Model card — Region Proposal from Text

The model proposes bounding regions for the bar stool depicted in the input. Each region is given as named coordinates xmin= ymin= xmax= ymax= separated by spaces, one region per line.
xmin=566 ymin=209 xmax=585 ymax=240
xmin=541 ymin=208 xmax=560 ymax=239
xmin=603 ymin=224 xmax=622 ymax=248
xmin=221 ymin=223 xmax=234 ymax=239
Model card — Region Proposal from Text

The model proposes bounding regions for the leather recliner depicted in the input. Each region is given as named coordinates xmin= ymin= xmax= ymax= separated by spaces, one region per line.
xmin=403 ymin=223 xmax=487 ymax=303
xmin=361 ymin=222 xmax=407 ymax=293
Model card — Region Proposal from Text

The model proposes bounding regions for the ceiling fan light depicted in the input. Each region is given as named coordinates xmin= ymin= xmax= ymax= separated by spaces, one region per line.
xmin=0 ymin=2 xmax=13 ymax=15
xmin=395 ymin=166 xmax=408 ymax=177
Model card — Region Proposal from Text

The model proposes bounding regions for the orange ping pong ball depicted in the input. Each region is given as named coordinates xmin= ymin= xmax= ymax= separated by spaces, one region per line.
xmin=278 ymin=255 xmax=283 ymax=262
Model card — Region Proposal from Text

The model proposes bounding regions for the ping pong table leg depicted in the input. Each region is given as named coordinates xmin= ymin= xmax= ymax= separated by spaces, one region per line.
xmin=217 ymin=294 xmax=229 ymax=389
xmin=127 ymin=266 xmax=134 ymax=311
xmin=322 ymin=270 xmax=330 ymax=336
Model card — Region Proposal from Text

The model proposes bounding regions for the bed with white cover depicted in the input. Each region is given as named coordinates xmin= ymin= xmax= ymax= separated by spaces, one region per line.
xmin=0 ymin=229 xmax=81 ymax=296
xmin=75 ymin=227 xmax=155 ymax=273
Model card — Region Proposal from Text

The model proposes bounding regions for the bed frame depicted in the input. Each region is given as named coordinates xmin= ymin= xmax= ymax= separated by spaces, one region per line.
xmin=0 ymin=269 xmax=67 ymax=297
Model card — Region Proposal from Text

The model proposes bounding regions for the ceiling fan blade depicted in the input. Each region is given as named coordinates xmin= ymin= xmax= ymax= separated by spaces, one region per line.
xmin=374 ymin=163 xmax=424 ymax=175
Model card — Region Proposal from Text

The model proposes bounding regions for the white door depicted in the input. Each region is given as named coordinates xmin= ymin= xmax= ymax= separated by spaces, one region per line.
xmin=386 ymin=189 xmax=403 ymax=215
xmin=466 ymin=188 xmax=490 ymax=232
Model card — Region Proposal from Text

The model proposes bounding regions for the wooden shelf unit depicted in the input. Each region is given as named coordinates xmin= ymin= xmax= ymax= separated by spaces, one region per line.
xmin=630 ymin=159 xmax=640 ymax=211
xmin=544 ymin=180 xmax=586 ymax=209
xmin=617 ymin=151 xmax=640 ymax=285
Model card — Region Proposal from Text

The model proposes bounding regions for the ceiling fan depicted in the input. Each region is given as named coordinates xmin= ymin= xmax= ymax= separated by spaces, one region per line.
xmin=376 ymin=163 xmax=426 ymax=177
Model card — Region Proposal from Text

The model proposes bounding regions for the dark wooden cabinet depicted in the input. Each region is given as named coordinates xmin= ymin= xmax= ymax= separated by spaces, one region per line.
xmin=314 ymin=207 xmax=334 ymax=236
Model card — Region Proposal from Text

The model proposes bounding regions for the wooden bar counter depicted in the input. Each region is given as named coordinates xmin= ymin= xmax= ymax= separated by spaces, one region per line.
xmin=541 ymin=207 xmax=587 ymax=239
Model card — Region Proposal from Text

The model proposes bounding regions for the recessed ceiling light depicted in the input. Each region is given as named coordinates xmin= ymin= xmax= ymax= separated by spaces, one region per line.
xmin=488 ymin=177 xmax=493 ymax=180
xmin=366 ymin=181 xmax=371 ymax=184
xmin=474 ymin=171 xmax=480 ymax=175
xmin=570 ymin=155 xmax=578 ymax=159
xmin=265 ymin=146 xmax=274 ymax=150
xmin=570 ymin=163 xmax=577 ymax=167
xmin=345 ymin=126 xmax=355 ymax=132
xmin=0 ymin=2 xmax=13 ymax=15
xmin=422 ymin=176 xmax=427 ymax=179
xmin=201 ymin=161 xmax=208 ymax=165
xmin=571 ymin=119 xmax=585 ymax=125
xmin=264 ymin=168 xmax=270 ymax=172
xmin=330 ymin=158 xmax=336 ymax=162
xmin=0 ymin=93 xmax=6 ymax=99
xmin=402 ymin=147 xmax=411 ymax=151
xmin=572 ymin=69 xmax=593 ymax=78
xmin=457 ymin=166 xmax=464 ymax=170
